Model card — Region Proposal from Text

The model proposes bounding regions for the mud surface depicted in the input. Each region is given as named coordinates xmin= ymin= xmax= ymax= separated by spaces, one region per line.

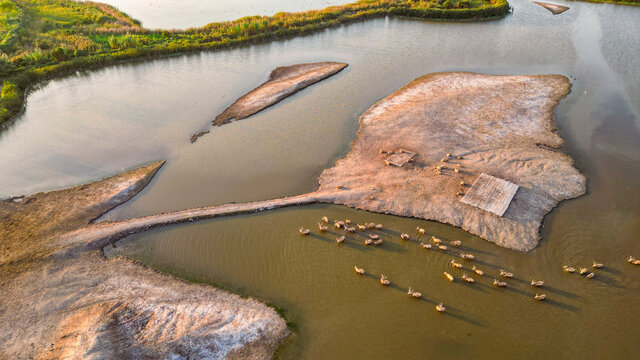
xmin=212 ymin=62 xmax=348 ymax=126
xmin=0 ymin=71 xmax=585 ymax=358
xmin=533 ymin=2 xmax=570 ymax=14
xmin=0 ymin=162 xmax=288 ymax=359
xmin=316 ymin=72 xmax=586 ymax=251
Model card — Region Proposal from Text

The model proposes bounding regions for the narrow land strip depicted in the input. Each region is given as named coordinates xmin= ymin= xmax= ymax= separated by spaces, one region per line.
xmin=212 ymin=62 xmax=348 ymax=126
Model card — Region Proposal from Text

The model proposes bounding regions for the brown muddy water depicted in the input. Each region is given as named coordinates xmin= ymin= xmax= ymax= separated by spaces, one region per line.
xmin=2 ymin=0 xmax=640 ymax=358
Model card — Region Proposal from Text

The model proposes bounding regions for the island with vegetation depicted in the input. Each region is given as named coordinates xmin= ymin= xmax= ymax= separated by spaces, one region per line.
xmin=0 ymin=0 xmax=511 ymax=126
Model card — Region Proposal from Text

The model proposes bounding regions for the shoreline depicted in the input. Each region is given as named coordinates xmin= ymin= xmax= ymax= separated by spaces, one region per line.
xmin=0 ymin=0 xmax=511 ymax=127
xmin=0 ymin=161 xmax=289 ymax=359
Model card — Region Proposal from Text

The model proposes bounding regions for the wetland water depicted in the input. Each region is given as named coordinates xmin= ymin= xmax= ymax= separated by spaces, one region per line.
xmin=96 ymin=0 xmax=350 ymax=29
xmin=2 ymin=0 xmax=640 ymax=358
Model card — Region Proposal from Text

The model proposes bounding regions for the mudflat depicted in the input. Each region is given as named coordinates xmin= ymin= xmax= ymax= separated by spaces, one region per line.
xmin=67 ymin=72 xmax=585 ymax=253
xmin=533 ymin=2 xmax=570 ymax=14
xmin=0 ymin=162 xmax=288 ymax=359
xmin=0 ymin=71 xmax=586 ymax=358
xmin=316 ymin=72 xmax=586 ymax=251
xmin=213 ymin=62 xmax=348 ymax=126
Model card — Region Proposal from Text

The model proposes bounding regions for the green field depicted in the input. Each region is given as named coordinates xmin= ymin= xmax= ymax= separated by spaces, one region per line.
xmin=0 ymin=0 xmax=515 ymax=125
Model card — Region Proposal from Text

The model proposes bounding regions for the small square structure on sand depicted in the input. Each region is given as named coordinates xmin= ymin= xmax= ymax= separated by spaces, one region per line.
xmin=385 ymin=149 xmax=416 ymax=167
xmin=460 ymin=173 xmax=519 ymax=217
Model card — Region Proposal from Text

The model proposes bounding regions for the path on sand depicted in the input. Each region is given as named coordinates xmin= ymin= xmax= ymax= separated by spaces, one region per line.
xmin=76 ymin=72 xmax=585 ymax=252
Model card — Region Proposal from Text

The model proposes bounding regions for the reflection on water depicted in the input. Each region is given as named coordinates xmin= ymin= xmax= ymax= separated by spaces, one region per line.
xmin=2 ymin=0 xmax=640 ymax=358
xmin=97 ymin=0 xmax=350 ymax=29
xmin=107 ymin=203 xmax=640 ymax=358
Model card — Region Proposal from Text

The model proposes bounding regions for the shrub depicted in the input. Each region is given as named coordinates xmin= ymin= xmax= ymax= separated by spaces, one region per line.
xmin=107 ymin=34 xmax=139 ymax=49
xmin=35 ymin=38 xmax=53 ymax=50
xmin=0 ymin=57 xmax=15 ymax=77
xmin=1 ymin=80 xmax=21 ymax=110
xmin=50 ymin=47 xmax=67 ymax=62
xmin=1 ymin=81 xmax=17 ymax=99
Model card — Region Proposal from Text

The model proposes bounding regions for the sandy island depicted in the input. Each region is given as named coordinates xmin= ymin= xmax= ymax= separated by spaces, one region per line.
xmin=191 ymin=62 xmax=348 ymax=142
xmin=315 ymin=72 xmax=585 ymax=251
xmin=533 ymin=2 xmax=570 ymax=15
xmin=0 ymin=71 xmax=586 ymax=358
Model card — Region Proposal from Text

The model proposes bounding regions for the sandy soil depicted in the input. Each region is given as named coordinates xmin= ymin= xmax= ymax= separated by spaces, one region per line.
xmin=213 ymin=62 xmax=348 ymax=126
xmin=316 ymin=72 xmax=586 ymax=251
xmin=534 ymin=2 xmax=570 ymax=14
xmin=191 ymin=61 xmax=347 ymax=143
xmin=0 ymin=162 xmax=288 ymax=359
xmin=0 ymin=71 xmax=584 ymax=359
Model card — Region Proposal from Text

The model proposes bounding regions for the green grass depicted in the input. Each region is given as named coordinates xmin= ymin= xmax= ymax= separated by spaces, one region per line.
xmin=0 ymin=0 xmax=513 ymax=125
xmin=0 ymin=0 xmax=21 ymax=53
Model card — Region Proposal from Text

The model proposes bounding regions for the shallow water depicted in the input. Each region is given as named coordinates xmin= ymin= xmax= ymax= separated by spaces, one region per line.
xmin=106 ymin=203 xmax=640 ymax=358
xmin=3 ymin=0 xmax=640 ymax=358
xmin=97 ymin=0 xmax=349 ymax=29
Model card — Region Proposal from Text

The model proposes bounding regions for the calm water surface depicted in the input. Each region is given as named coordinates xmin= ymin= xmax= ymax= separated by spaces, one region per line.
xmin=3 ymin=0 xmax=640 ymax=358
xmin=97 ymin=0 xmax=349 ymax=29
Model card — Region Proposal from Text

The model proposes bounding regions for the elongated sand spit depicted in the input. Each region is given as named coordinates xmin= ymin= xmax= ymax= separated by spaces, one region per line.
xmin=534 ymin=2 xmax=570 ymax=15
xmin=213 ymin=62 xmax=348 ymax=126
xmin=190 ymin=62 xmax=348 ymax=143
